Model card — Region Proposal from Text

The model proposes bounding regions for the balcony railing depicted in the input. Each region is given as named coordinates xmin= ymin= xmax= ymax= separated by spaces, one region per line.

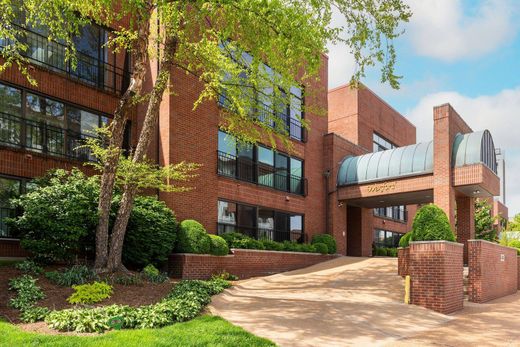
xmin=0 ymin=207 xmax=18 ymax=239
xmin=0 ymin=24 xmax=130 ymax=95
xmin=218 ymin=223 xmax=306 ymax=243
xmin=0 ymin=111 xmax=96 ymax=161
xmin=217 ymin=151 xmax=306 ymax=195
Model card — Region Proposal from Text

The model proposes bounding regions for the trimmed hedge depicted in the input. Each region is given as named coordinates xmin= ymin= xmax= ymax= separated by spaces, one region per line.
xmin=399 ymin=232 xmax=413 ymax=248
xmin=313 ymin=243 xmax=328 ymax=254
xmin=176 ymin=220 xmax=211 ymax=254
xmin=412 ymin=204 xmax=456 ymax=242
xmin=311 ymin=234 xmax=336 ymax=254
xmin=209 ymin=235 xmax=229 ymax=256
xmin=508 ymin=240 xmax=520 ymax=255
xmin=221 ymin=232 xmax=320 ymax=253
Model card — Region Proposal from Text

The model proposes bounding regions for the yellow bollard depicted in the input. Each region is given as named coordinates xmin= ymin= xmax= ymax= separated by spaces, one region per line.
xmin=404 ymin=275 xmax=410 ymax=304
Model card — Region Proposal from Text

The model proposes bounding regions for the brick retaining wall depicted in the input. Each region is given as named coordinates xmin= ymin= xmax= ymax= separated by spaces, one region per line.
xmin=397 ymin=247 xmax=410 ymax=277
xmin=0 ymin=239 xmax=29 ymax=258
xmin=468 ymin=240 xmax=518 ymax=303
xmin=518 ymin=257 xmax=520 ymax=290
xmin=409 ymin=241 xmax=464 ymax=314
xmin=168 ymin=249 xmax=337 ymax=280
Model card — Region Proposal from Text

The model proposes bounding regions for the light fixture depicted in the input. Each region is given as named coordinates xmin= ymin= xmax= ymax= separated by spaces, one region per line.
xmin=473 ymin=190 xmax=481 ymax=195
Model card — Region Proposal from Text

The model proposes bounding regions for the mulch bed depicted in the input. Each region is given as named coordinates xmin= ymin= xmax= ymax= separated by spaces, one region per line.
xmin=0 ymin=265 xmax=177 ymax=324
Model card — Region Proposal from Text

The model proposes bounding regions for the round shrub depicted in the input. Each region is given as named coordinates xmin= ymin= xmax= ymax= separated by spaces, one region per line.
xmin=399 ymin=232 xmax=413 ymax=248
xmin=298 ymin=243 xmax=317 ymax=253
xmin=176 ymin=220 xmax=211 ymax=254
xmin=209 ymin=235 xmax=229 ymax=256
xmin=311 ymin=234 xmax=336 ymax=254
xmin=123 ymin=196 xmax=178 ymax=268
xmin=313 ymin=242 xmax=328 ymax=254
xmin=411 ymin=204 xmax=456 ymax=242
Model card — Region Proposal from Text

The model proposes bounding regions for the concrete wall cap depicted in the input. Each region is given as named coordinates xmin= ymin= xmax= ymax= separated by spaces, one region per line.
xmin=410 ymin=240 xmax=464 ymax=247
xmin=468 ymin=239 xmax=519 ymax=251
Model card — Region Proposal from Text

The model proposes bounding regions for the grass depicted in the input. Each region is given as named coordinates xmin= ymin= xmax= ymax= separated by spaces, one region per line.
xmin=0 ymin=315 xmax=275 ymax=347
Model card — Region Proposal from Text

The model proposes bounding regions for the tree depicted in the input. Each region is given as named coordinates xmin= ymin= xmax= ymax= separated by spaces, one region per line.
xmin=474 ymin=199 xmax=497 ymax=242
xmin=1 ymin=0 xmax=412 ymax=271
xmin=507 ymin=213 xmax=520 ymax=231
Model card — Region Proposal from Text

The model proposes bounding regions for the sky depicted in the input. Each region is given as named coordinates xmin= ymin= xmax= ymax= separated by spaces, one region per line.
xmin=327 ymin=0 xmax=520 ymax=218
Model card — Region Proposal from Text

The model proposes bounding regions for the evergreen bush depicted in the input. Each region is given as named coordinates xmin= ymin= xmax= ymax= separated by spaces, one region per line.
xmin=175 ymin=220 xmax=211 ymax=254
xmin=411 ymin=204 xmax=456 ymax=242
xmin=311 ymin=234 xmax=336 ymax=254
xmin=209 ymin=235 xmax=229 ymax=256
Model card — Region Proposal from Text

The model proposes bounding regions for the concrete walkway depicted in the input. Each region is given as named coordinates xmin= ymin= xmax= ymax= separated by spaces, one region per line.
xmin=209 ymin=257 xmax=453 ymax=346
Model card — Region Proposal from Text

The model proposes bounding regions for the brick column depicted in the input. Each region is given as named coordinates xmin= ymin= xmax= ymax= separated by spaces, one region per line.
xmin=456 ymin=196 xmax=475 ymax=264
xmin=409 ymin=241 xmax=464 ymax=314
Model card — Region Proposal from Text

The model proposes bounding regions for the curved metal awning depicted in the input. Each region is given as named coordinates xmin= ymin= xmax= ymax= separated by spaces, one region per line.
xmin=337 ymin=141 xmax=434 ymax=186
xmin=337 ymin=130 xmax=497 ymax=186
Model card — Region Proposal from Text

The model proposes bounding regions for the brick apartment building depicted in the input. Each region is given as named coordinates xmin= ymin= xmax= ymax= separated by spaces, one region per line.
xmin=0 ymin=20 xmax=506 ymax=259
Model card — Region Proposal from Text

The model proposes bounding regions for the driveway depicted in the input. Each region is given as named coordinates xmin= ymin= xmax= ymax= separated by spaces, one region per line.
xmin=209 ymin=257 xmax=453 ymax=346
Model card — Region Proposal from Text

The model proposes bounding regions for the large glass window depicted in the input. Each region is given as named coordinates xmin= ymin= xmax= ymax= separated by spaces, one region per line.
xmin=374 ymin=206 xmax=407 ymax=222
xmin=0 ymin=176 xmax=24 ymax=238
xmin=373 ymin=132 xmax=396 ymax=152
xmin=217 ymin=199 xmax=304 ymax=242
xmin=275 ymin=152 xmax=288 ymax=191
xmin=290 ymin=158 xmax=303 ymax=194
xmin=0 ymin=82 xmax=119 ymax=160
xmin=373 ymin=229 xmax=403 ymax=248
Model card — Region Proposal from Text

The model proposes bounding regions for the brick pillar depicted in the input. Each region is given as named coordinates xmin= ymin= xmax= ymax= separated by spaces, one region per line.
xmin=409 ymin=241 xmax=464 ymax=314
xmin=456 ymin=196 xmax=475 ymax=264
xmin=330 ymin=199 xmax=347 ymax=255
xmin=433 ymin=105 xmax=456 ymax=230
xmin=361 ymin=207 xmax=374 ymax=256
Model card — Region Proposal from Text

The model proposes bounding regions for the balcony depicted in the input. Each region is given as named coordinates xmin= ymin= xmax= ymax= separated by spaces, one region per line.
xmin=217 ymin=150 xmax=307 ymax=195
xmin=0 ymin=111 xmax=96 ymax=161
xmin=0 ymin=24 xmax=130 ymax=95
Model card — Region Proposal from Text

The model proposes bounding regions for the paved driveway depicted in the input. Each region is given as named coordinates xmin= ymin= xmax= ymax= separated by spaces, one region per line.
xmin=210 ymin=257 xmax=452 ymax=346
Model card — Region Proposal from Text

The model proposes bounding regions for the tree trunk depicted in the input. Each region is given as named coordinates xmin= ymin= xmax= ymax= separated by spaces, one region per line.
xmin=106 ymin=35 xmax=179 ymax=271
xmin=94 ymin=5 xmax=153 ymax=271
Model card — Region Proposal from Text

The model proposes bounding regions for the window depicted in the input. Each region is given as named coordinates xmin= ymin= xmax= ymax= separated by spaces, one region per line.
xmin=373 ymin=229 xmax=403 ymax=248
xmin=373 ymin=132 xmax=396 ymax=152
xmin=218 ymin=43 xmax=305 ymax=141
xmin=217 ymin=199 xmax=304 ymax=242
xmin=217 ymin=131 xmax=305 ymax=195
xmin=0 ymin=82 xmax=126 ymax=160
xmin=0 ymin=175 xmax=32 ymax=238
xmin=374 ymin=206 xmax=407 ymax=222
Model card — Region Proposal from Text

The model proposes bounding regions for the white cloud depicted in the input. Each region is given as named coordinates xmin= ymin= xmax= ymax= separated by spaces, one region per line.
xmin=406 ymin=87 xmax=520 ymax=217
xmin=405 ymin=0 xmax=519 ymax=61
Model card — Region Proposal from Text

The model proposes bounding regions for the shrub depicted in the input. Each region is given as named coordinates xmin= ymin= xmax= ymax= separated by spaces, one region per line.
xmin=45 ymin=278 xmax=231 ymax=333
xmin=111 ymin=274 xmax=143 ymax=286
xmin=142 ymin=264 xmax=169 ymax=283
xmin=260 ymin=239 xmax=284 ymax=251
xmin=313 ymin=243 xmax=328 ymax=254
xmin=386 ymin=248 xmax=398 ymax=257
xmin=45 ymin=265 xmax=97 ymax=287
xmin=399 ymin=232 xmax=413 ymax=248
xmin=20 ymin=306 xmax=50 ymax=323
xmin=9 ymin=169 xmax=100 ymax=263
xmin=311 ymin=234 xmax=336 ymax=254
xmin=67 ymin=282 xmax=113 ymax=305
xmin=176 ymin=220 xmax=211 ymax=254
xmin=15 ymin=260 xmax=43 ymax=275
xmin=412 ymin=204 xmax=456 ymax=242
xmin=220 ymin=232 xmax=247 ymax=247
xmin=508 ymin=240 xmax=520 ymax=255
xmin=233 ymin=237 xmax=265 ymax=250
xmin=299 ymin=243 xmax=317 ymax=253
xmin=123 ymin=196 xmax=178 ymax=268
xmin=209 ymin=235 xmax=229 ymax=256
xmin=8 ymin=275 xmax=45 ymax=311
xmin=212 ymin=271 xmax=239 ymax=281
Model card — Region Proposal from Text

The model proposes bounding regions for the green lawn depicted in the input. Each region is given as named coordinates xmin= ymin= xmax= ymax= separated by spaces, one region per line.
xmin=0 ymin=315 xmax=276 ymax=347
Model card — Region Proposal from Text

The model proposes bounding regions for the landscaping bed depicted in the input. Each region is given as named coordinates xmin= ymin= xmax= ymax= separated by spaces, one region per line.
xmin=0 ymin=263 xmax=176 ymax=324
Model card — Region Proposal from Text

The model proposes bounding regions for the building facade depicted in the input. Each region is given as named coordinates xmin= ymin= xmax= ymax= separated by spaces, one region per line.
xmin=0 ymin=21 xmax=507 ymax=259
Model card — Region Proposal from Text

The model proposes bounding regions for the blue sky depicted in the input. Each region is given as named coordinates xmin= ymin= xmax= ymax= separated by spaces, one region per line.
xmin=328 ymin=0 xmax=520 ymax=218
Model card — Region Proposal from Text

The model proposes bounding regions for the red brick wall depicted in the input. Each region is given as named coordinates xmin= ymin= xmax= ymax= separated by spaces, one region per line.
xmin=409 ymin=241 xmax=464 ymax=314
xmin=456 ymin=197 xmax=475 ymax=264
xmin=0 ymin=239 xmax=29 ymax=258
xmin=467 ymin=240 xmax=518 ymax=303
xmin=518 ymin=257 xmax=520 ymax=290
xmin=398 ymin=247 xmax=410 ymax=277
xmin=168 ymin=249 xmax=337 ymax=280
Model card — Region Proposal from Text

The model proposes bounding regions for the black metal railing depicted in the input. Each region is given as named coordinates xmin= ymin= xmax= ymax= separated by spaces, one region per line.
xmin=0 ymin=111 xmax=96 ymax=161
xmin=0 ymin=24 xmax=130 ymax=95
xmin=217 ymin=151 xmax=306 ymax=195
xmin=218 ymin=223 xmax=305 ymax=243
xmin=0 ymin=207 xmax=18 ymax=239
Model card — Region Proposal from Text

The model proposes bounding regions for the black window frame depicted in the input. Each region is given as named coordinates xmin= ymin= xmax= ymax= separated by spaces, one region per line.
xmin=0 ymin=174 xmax=33 ymax=239
xmin=373 ymin=229 xmax=403 ymax=248
xmin=217 ymin=199 xmax=305 ymax=243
